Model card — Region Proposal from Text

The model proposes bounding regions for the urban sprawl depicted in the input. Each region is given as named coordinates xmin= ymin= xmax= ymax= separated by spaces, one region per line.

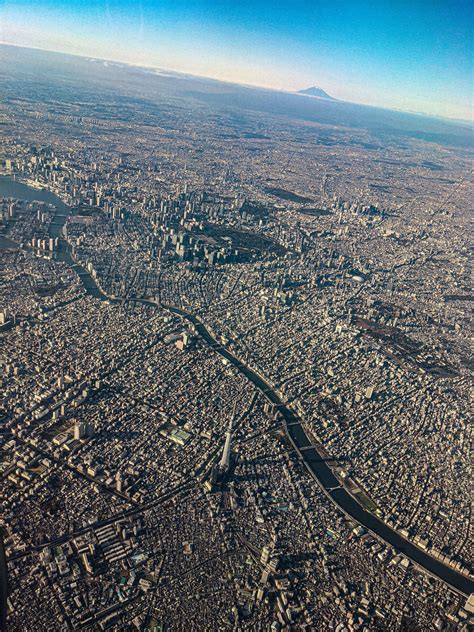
xmin=0 ymin=53 xmax=473 ymax=631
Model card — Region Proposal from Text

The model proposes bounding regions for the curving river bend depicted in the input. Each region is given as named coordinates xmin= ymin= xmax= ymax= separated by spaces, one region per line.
xmin=1 ymin=176 xmax=472 ymax=597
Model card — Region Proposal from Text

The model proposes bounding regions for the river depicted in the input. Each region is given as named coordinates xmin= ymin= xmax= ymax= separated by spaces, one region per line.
xmin=0 ymin=175 xmax=105 ymax=299
xmin=165 ymin=304 xmax=473 ymax=596
xmin=1 ymin=175 xmax=472 ymax=596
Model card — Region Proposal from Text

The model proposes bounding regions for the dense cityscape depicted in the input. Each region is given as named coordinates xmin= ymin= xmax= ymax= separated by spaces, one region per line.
xmin=0 ymin=45 xmax=473 ymax=630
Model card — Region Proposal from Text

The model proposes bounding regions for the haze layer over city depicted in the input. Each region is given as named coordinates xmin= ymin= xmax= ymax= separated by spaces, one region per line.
xmin=0 ymin=1 xmax=473 ymax=630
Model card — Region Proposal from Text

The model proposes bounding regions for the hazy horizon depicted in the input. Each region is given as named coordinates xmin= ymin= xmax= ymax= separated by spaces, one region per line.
xmin=0 ymin=41 xmax=473 ymax=128
xmin=1 ymin=0 xmax=472 ymax=121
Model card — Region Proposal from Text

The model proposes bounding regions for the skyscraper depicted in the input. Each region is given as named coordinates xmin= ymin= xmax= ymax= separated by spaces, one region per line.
xmin=219 ymin=403 xmax=236 ymax=471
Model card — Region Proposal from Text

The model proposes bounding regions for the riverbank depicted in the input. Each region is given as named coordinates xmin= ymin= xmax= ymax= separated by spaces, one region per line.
xmin=2 ymin=175 xmax=472 ymax=597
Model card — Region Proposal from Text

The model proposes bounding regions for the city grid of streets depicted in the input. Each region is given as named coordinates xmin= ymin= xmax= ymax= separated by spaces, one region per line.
xmin=0 ymin=45 xmax=473 ymax=630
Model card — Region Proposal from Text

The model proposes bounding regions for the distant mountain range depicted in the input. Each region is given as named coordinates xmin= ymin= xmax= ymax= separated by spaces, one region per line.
xmin=297 ymin=86 xmax=337 ymax=101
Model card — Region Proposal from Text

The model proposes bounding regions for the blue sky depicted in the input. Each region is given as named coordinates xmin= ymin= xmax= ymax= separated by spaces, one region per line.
xmin=1 ymin=0 xmax=472 ymax=120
